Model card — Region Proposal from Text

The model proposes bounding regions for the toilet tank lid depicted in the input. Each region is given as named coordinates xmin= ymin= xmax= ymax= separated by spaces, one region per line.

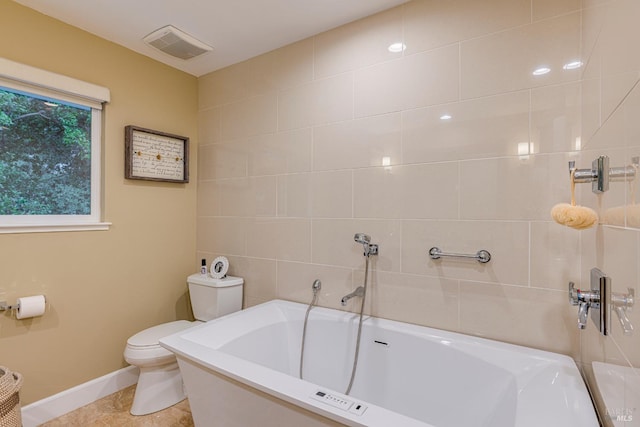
xmin=187 ymin=273 xmax=243 ymax=288
xmin=127 ymin=320 xmax=194 ymax=347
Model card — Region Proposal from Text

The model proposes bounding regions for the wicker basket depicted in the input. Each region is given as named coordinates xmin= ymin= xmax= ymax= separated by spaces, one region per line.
xmin=0 ymin=366 xmax=22 ymax=427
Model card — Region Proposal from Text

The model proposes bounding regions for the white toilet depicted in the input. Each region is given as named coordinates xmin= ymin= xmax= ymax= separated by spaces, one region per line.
xmin=124 ymin=273 xmax=243 ymax=415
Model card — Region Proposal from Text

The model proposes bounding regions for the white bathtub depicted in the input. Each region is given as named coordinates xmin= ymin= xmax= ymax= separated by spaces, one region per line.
xmin=160 ymin=299 xmax=598 ymax=427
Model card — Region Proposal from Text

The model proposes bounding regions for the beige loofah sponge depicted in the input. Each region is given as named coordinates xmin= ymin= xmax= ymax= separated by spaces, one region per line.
xmin=551 ymin=202 xmax=598 ymax=229
xmin=551 ymin=169 xmax=598 ymax=229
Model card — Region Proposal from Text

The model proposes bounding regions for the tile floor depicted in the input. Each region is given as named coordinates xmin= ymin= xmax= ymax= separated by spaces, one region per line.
xmin=40 ymin=385 xmax=194 ymax=426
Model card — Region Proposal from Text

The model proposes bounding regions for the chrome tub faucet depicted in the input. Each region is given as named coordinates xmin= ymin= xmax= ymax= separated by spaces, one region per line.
xmin=341 ymin=233 xmax=378 ymax=306
xmin=341 ymin=286 xmax=364 ymax=306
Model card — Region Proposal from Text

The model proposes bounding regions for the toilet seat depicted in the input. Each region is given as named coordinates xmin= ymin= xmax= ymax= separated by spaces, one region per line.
xmin=127 ymin=320 xmax=194 ymax=348
xmin=125 ymin=320 xmax=194 ymax=367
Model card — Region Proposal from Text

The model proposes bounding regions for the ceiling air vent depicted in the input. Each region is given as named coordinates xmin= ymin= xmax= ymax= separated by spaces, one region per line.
xmin=143 ymin=25 xmax=213 ymax=60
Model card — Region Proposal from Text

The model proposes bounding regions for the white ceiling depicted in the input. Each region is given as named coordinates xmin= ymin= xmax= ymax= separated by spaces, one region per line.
xmin=14 ymin=0 xmax=410 ymax=77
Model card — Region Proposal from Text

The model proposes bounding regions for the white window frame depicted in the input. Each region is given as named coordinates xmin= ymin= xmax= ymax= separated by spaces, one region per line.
xmin=0 ymin=58 xmax=111 ymax=233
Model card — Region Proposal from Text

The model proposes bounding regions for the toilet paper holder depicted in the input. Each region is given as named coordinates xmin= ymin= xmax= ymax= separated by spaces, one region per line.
xmin=0 ymin=300 xmax=21 ymax=311
xmin=0 ymin=296 xmax=46 ymax=312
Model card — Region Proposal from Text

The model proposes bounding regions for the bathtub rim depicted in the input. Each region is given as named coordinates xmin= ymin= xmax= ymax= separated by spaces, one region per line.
xmin=162 ymin=300 xmax=426 ymax=426
xmin=160 ymin=299 xmax=598 ymax=427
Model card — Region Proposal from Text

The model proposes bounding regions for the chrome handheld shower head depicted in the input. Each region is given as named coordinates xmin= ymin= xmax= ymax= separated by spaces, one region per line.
xmin=354 ymin=233 xmax=377 ymax=257
xmin=354 ymin=233 xmax=371 ymax=245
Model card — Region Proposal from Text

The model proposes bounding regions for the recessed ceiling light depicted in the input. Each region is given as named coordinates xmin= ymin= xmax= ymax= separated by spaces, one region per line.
xmin=532 ymin=67 xmax=551 ymax=76
xmin=440 ymin=114 xmax=452 ymax=120
xmin=563 ymin=61 xmax=583 ymax=70
xmin=388 ymin=42 xmax=406 ymax=53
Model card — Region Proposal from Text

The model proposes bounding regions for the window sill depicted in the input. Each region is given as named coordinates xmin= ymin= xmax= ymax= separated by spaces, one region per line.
xmin=0 ymin=222 xmax=112 ymax=234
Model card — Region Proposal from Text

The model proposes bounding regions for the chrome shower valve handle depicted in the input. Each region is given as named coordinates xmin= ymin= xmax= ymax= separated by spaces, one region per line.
xmin=569 ymin=282 xmax=601 ymax=330
xmin=568 ymin=269 xmax=634 ymax=335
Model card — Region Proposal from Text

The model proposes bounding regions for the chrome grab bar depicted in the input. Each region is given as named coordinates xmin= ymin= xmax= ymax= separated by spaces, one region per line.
xmin=428 ymin=247 xmax=491 ymax=264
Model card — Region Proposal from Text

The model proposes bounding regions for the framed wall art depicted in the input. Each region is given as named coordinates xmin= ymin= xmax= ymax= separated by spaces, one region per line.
xmin=125 ymin=125 xmax=189 ymax=183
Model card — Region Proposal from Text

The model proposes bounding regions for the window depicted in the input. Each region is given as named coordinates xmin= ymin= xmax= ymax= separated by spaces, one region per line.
xmin=0 ymin=88 xmax=93 ymax=215
xmin=0 ymin=58 xmax=110 ymax=233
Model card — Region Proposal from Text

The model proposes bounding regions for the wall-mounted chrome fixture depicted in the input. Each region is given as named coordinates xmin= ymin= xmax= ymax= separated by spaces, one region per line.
xmin=568 ymin=268 xmax=634 ymax=335
xmin=570 ymin=156 xmax=638 ymax=193
xmin=429 ymin=247 xmax=491 ymax=264
xmin=569 ymin=269 xmax=609 ymax=333
xmin=0 ymin=300 xmax=20 ymax=312
xmin=0 ymin=295 xmax=47 ymax=319
xmin=354 ymin=233 xmax=378 ymax=257
xmin=611 ymin=287 xmax=634 ymax=335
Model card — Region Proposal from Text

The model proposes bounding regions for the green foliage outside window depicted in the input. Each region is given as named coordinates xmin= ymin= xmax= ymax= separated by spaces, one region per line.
xmin=0 ymin=87 xmax=91 ymax=215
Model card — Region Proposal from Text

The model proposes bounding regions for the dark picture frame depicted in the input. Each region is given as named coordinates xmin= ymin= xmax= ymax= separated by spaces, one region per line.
xmin=125 ymin=125 xmax=189 ymax=183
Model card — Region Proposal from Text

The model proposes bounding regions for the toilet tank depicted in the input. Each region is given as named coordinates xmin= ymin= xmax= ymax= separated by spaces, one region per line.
xmin=187 ymin=273 xmax=243 ymax=321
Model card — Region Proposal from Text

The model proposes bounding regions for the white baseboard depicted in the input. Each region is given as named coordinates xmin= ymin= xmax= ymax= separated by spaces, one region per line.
xmin=21 ymin=366 xmax=139 ymax=427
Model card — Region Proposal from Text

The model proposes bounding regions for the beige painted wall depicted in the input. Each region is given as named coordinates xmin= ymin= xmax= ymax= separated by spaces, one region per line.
xmin=0 ymin=1 xmax=198 ymax=404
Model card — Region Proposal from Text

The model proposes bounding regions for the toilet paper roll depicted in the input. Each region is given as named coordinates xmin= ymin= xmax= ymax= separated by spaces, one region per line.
xmin=16 ymin=295 xmax=46 ymax=319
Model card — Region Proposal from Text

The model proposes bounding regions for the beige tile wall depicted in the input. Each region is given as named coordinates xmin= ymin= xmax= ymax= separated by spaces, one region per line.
xmin=579 ymin=0 xmax=640 ymax=423
xmin=197 ymin=0 xmax=589 ymax=360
